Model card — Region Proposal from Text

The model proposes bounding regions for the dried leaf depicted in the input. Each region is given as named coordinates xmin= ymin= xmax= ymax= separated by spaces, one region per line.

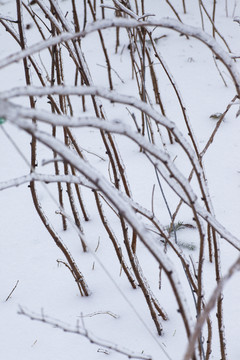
xmin=209 ymin=113 xmax=222 ymax=120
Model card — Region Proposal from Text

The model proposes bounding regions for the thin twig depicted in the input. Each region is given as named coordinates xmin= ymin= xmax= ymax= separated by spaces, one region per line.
xmin=5 ymin=280 xmax=19 ymax=302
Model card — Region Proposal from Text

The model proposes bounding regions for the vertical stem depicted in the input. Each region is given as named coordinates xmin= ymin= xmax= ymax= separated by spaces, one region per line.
xmin=94 ymin=192 xmax=137 ymax=289
xmin=100 ymin=0 xmax=105 ymax=19
xmin=141 ymin=0 xmax=144 ymax=15
xmin=182 ymin=0 xmax=186 ymax=14
xmin=225 ymin=0 xmax=228 ymax=17
xmin=87 ymin=0 xmax=113 ymax=90
xmin=70 ymin=165 xmax=90 ymax=222
xmin=198 ymin=0 xmax=205 ymax=30
xmin=212 ymin=0 xmax=216 ymax=38
xmin=16 ymin=0 xmax=89 ymax=296
xmin=71 ymin=0 xmax=80 ymax=32
xmin=212 ymin=230 xmax=227 ymax=360
xmin=50 ymin=15 xmax=67 ymax=231
xmin=83 ymin=0 xmax=87 ymax=30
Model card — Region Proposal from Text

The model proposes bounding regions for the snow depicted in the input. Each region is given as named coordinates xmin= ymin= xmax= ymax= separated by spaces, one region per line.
xmin=1 ymin=1 xmax=240 ymax=360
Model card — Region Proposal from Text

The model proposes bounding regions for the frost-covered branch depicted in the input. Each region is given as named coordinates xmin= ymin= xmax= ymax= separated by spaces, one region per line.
xmin=0 ymin=84 xmax=214 ymax=210
xmin=0 ymin=173 xmax=96 ymax=191
xmin=5 ymin=113 xmax=193 ymax=338
xmin=18 ymin=306 xmax=152 ymax=360
xmin=1 ymin=96 xmax=240 ymax=250
xmin=0 ymin=18 xmax=239 ymax=94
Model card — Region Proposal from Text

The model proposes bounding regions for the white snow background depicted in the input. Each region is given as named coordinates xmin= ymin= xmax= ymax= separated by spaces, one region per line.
xmin=0 ymin=1 xmax=240 ymax=359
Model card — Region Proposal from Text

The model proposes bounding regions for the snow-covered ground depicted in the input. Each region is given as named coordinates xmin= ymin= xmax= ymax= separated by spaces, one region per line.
xmin=1 ymin=1 xmax=240 ymax=359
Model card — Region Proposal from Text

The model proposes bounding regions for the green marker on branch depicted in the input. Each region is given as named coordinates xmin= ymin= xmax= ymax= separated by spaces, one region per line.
xmin=0 ymin=117 xmax=6 ymax=125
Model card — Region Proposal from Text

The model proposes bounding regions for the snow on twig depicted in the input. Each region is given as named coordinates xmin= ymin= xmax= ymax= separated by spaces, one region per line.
xmin=0 ymin=18 xmax=239 ymax=94
xmin=0 ymin=84 xmax=217 ymax=216
xmin=184 ymin=256 xmax=240 ymax=360
xmin=18 ymin=306 xmax=152 ymax=360
xmin=1 ymin=92 xmax=240 ymax=250
xmin=0 ymin=173 xmax=96 ymax=191
xmin=5 ymin=112 xmax=194 ymax=338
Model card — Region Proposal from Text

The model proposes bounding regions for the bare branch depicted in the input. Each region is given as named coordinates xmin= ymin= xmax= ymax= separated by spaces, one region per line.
xmin=184 ymin=256 xmax=240 ymax=360
xmin=0 ymin=173 xmax=96 ymax=191
xmin=18 ymin=307 xmax=152 ymax=360
xmin=5 ymin=280 xmax=19 ymax=301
